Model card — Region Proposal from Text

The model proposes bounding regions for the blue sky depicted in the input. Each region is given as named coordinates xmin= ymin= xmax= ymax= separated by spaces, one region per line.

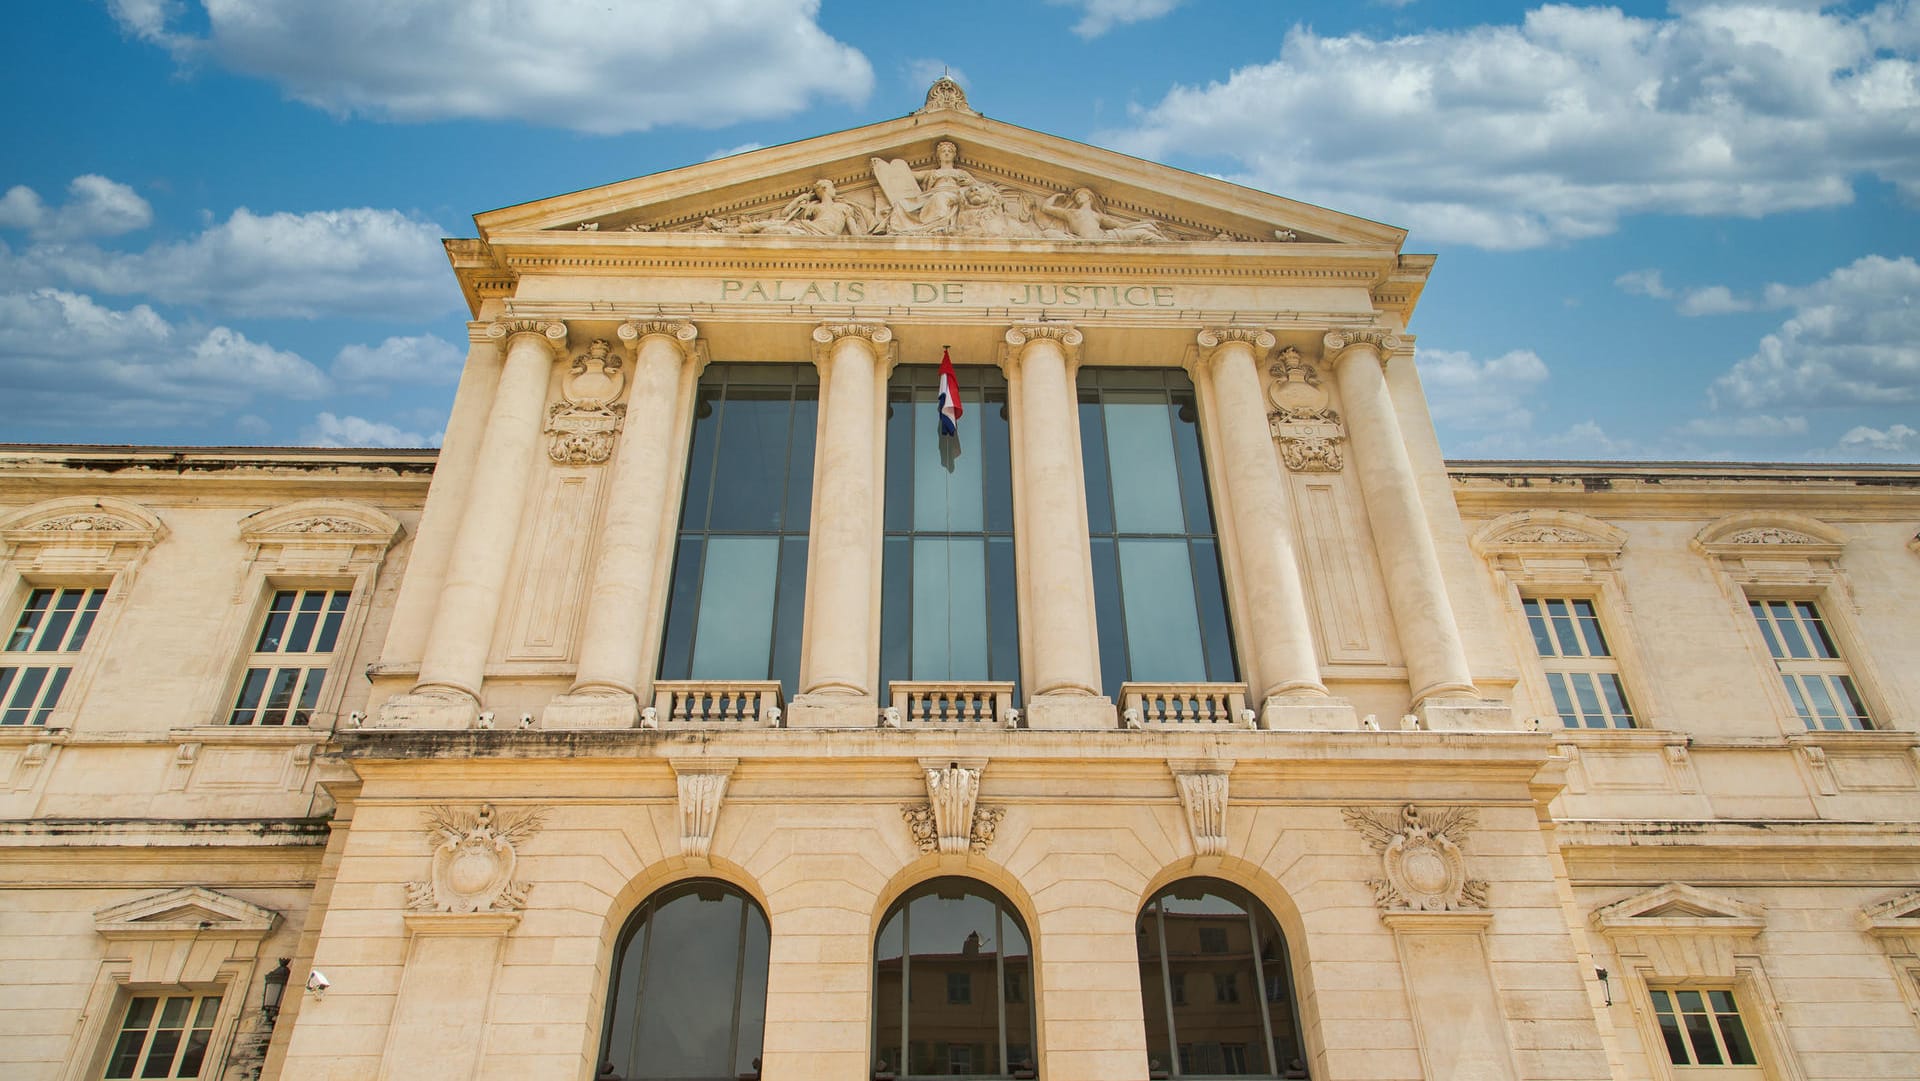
xmin=2 ymin=0 xmax=1915 ymax=460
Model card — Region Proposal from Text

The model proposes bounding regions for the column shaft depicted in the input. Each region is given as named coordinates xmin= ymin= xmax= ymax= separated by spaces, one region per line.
xmin=1004 ymin=327 xmax=1107 ymax=725
xmin=547 ymin=325 xmax=698 ymax=727
xmin=1198 ymin=331 xmax=1329 ymax=701
xmin=1329 ymin=335 xmax=1477 ymax=704
xmin=790 ymin=324 xmax=886 ymax=725
xmin=412 ymin=322 xmax=564 ymax=705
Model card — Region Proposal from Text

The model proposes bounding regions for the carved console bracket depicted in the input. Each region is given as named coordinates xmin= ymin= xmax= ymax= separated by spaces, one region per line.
xmin=1343 ymin=803 xmax=1489 ymax=913
xmin=545 ymin=338 xmax=627 ymax=464
xmin=904 ymin=758 xmax=1002 ymax=855
xmin=671 ymin=758 xmax=737 ymax=859
xmin=1169 ymin=760 xmax=1232 ymax=856
xmin=1264 ymin=345 xmax=1346 ymax=472
xmin=405 ymin=803 xmax=547 ymax=914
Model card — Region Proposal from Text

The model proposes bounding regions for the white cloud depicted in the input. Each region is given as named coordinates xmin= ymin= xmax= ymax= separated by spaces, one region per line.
xmin=1677 ymin=414 xmax=1807 ymax=437
xmin=1836 ymin=423 xmax=1919 ymax=457
xmin=1710 ymin=255 xmax=1920 ymax=409
xmin=704 ymin=143 xmax=766 ymax=163
xmin=1050 ymin=0 xmax=1184 ymax=38
xmin=1108 ymin=3 xmax=1920 ymax=247
xmin=1676 ymin=285 xmax=1756 ymax=316
xmin=111 ymin=0 xmax=872 ymax=135
xmin=5 ymin=204 xmax=456 ymax=320
xmin=0 ymin=176 xmax=153 ymax=240
xmin=305 ymin=411 xmax=436 ymax=448
xmin=904 ymin=59 xmax=969 ymax=94
xmin=1615 ymin=268 xmax=1672 ymax=299
xmin=332 ymin=333 xmax=463 ymax=386
xmin=0 ymin=288 xmax=327 ymax=430
xmin=1419 ymin=347 xmax=1551 ymax=433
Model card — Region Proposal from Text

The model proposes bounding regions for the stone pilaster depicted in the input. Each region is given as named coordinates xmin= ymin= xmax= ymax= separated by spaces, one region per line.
xmin=377 ymin=319 xmax=567 ymax=730
xmin=543 ymin=320 xmax=706 ymax=730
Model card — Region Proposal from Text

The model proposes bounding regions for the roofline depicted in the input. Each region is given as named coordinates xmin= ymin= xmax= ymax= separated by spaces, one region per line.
xmin=0 ymin=443 xmax=440 ymax=458
xmin=1449 ymin=459 xmax=1920 ymax=476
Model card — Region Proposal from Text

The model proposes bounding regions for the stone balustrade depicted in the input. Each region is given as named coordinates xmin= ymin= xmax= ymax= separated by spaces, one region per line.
xmin=1119 ymin=682 xmax=1252 ymax=730
xmin=648 ymin=681 xmax=784 ymax=729
xmin=887 ymin=681 xmax=1017 ymax=728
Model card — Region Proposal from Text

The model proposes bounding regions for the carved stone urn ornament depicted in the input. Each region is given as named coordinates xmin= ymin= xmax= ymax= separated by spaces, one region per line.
xmin=1266 ymin=347 xmax=1346 ymax=472
xmin=406 ymin=804 xmax=547 ymax=913
xmin=545 ymin=339 xmax=627 ymax=465
xmin=1342 ymin=804 xmax=1489 ymax=912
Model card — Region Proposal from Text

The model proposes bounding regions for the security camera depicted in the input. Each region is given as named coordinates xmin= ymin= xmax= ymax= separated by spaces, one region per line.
xmin=306 ymin=970 xmax=331 ymax=997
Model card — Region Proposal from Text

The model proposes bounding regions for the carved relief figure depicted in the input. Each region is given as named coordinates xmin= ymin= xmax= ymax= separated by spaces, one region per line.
xmin=872 ymin=140 xmax=976 ymax=235
xmin=1034 ymin=187 xmax=1169 ymax=243
xmin=707 ymin=179 xmax=872 ymax=237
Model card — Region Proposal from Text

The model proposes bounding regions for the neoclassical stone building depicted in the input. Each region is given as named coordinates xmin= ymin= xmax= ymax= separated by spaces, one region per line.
xmin=4 ymin=81 xmax=1919 ymax=1081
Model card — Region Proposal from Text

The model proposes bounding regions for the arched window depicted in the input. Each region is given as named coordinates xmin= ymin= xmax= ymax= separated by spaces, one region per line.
xmin=1137 ymin=879 xmax=1307 ymax=1079
xmin=600 ymin=879 xmax=769 ymax=1081
xmin=874 ymin=878 xmax=1036 ymax=1079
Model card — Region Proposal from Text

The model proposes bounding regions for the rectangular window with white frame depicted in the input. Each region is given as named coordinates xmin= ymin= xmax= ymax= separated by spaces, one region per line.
xmin=1748 ymin=598 xmax=1872 ymax=730
xmin=1648 ymin=987 xmax=1761 ymax=1073
xmin=227 ymin=588 xmax=350 ymax=726
xmin=101 ymin=992 xmax=223 ymax=1079
xmin=1523 ymin=597 xmax=1636 ymax=729
xmin=2 ymin=585 xmax=106 ymax=726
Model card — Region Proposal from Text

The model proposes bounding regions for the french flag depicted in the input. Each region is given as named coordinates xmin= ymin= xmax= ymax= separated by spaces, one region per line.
xmin=936 ymin=348 xmax=963 ymax=438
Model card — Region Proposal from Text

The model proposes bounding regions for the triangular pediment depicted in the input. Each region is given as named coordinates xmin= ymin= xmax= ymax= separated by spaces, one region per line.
xmin=95 ymin=886 xmax=280 ymax=938
xmin=474 ymin=87 xmax=1404 ymax=250
xmin=1862 ymin=888 xmax=1920 ymax=927
xmin=1592 ymin=882 xmax=1766 ymax=930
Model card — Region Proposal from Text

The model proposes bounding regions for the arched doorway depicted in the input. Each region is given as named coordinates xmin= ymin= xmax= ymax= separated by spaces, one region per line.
xmin=600 ymin=878 xmax=769 ymax=1080
xmin=1136 ymin=878 xmax=1307 ymax=1078
xmin=873 ymin=877 xmax=1037 ymax=1078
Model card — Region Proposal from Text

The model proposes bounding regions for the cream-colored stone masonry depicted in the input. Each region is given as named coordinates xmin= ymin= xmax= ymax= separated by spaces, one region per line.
xmin=6 ymin=81 xmax=1920 ymax=1081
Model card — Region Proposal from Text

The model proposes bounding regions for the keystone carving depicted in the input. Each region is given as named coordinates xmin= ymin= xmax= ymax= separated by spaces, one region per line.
xmin=1171 ymin=764 xmax=1231 ymax=856
xmin=672 ymin=760 xmax=735 ymax=859
xmin=1343 ymin=804 xmax=1489 ymax=913
xmin=903 ymin=761 xmax=1002 ymax=855
xmin=1265 ymin=347 xmax=1345 ymax=472
xmin=405 ymin=804 xmax=547 ymax=914
xmin=546 ymin=338 xmax=627 ymax=465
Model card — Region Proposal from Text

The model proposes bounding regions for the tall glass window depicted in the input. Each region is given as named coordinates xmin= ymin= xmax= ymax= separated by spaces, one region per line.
xmin=1137 ymin=879 xmax=1308 ymax=1079
xmin=1079 ymin=369 xmax=1237 ymax=699
xmin=874 ymin=878 xmax=1036 ymax=1079
xmin=600 ymin=879 xmax=770 ymax=1081
xmin=881 ymin=366 xmax=1019 ymax=696
xmin=658 ymin=364 xmax=817 ymax=701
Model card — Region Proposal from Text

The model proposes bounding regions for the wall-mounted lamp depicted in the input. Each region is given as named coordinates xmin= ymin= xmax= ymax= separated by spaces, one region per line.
xmin=1595 ymin=966 xmax=1612 ymax=1007
xmin=261 ymin=958 xmax=292 ymax=1025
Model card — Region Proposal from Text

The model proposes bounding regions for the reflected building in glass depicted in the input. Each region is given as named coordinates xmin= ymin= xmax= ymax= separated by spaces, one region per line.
xmin=5 ymin=78 xmax=1920 ymax=1081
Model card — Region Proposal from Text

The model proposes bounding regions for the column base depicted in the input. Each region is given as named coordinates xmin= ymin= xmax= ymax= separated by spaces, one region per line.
xmin=1025 ymin=693 xmax=1116 ymax=730
xmin=541 ymin=691 xmax=638 ymax=730
xmin=1417 ymin=698 xmax=1519 ymax=732
xmin=785 ymin=692 xmax=879 ymax=729
xmin=1261 ymin=695 xmax=1357 ymax=730
xmin=371 ymin=689 xmax=478 ymax=730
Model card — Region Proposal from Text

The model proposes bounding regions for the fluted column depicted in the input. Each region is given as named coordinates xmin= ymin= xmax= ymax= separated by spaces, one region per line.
xmin=788 ymin=323 xmax=891 ymax=728
xmin=379 ymin=319 xmax=567 ymax=729
xmin=1325 ymin=330 xmax=1478 ymax=708
xmin=543 ymin=320 xmax=704 ymax=729
xmin=1001 ymin=324 xmax=1111 ymax=729
xmin=1192 ymin=328 xmax=1330 ymax=711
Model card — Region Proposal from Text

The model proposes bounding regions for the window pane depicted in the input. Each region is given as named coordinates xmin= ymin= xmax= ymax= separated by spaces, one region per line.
xmin=313 ymin=591 xmax=350 ymax=653
xmin=1168 ymin=392 xmax=1214 ymax=535
xmin=656 ymin=538 xmax=705 ymax=681
xmin=1751 ymin=601 xmax=1784 ymax=658
xmin=1547 ymin=599 xmax=1583 ymax=657
xmin=981 ymin=391 xmax=1014 ymax=534
xmin=256 ymin=592 xmax=295 ymax=652
xmin=175 ymin=1029 xmax=213 ymax=1077
xmin=1837 ymin=676 xmax=1872 ymax=728
xmin=1798 ymin=601 xmax=1839 ymax=657
xmin=770 ymin=537 xmax=809 ymax=701
xmin=1650 ymin=991 xmax=1690 ymax=1064
xmin=1573 ymin=600 xmax=1610 ymax=656
xmin=5 ymin=589 xmax=51 ymax=651
xmin=911 ymin=538 xmax=990 ymax=680
xmin=1523 ymin=599 xmax=1555 ymax=657
xmin=4 ymin=667 xmax=50 ymax=726
xmin=1682 ymin=1006 xmax=1724 ymax=1064
xmin=292 ymin=669 xmax=325 ymax=725
xmin=1715 ymin=1004 xmax=1757 ymax=1065
xmin=689 ymin=538 xmax=780 ymax=680
xmin=1190 ymin=539 xmax=1238 ymax=684
xmin=284 ymin=590 xmax=325 ymax=653
xmin=141 ymin=1029 xmax=182 ymax=1077
xmin=884 ymin=394 xmax=914 ymax=533
xmin=880 ymin=535 xmax=913 ymax=695
xmin=106 ymin=1029 xmax=148 ymax=1079
xmin=36 ymin=590 xmax=80 ymax=655
xmin=903 ymin=884 xmax=1006 ymax=1077
xmin=1546 ymin=672 xmax=1578 ymax=727
xmin=986 ymin=538 xmax=1020 ymax=696
xmin=913 ymin=391 xmax=983 ymax=533
xmin=66 ymin=589 xmax=106 ymax=651
xmin=259 ymin=668 xmax=300 ymax=726
xmin=1571 ymin=673 xmax=1605 ymax=728
xmin=679 ymin=386 xmax=722 ymax=529
xmin=230 ymin=668 xmax=269 ymax=725
xmin=1600 ymin=674 xmax=1635 ymax=727
xmin=707 ymin=390 xmax=801 ymax=533
xmin=1802 ymin=675 xmax=1842 ymax=730
xmin=1118 ymin=540 xmax=1207 ymax=683
xmin=1090 ymin=538 xmax=1128 ymax=700
xmin=1104 ymin=399 xmax=1186 ymax=533
xmin=1078 ymin=395 xmax=1114 ymax=536
xmin=1770 ymin=601 xmax=1812 ymax=658
xmin=32 ymin=666 xmax=70 ymax=724
xmin=628 ymin=888 xmax=752 ymax=1078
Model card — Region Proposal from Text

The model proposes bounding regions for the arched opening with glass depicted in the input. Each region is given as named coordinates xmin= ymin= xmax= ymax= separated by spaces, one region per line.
xmin=1136 ymin=878 xmax=1309 ymax=1079
xmin=873 ymin=877 xmax=1037 ymax=1079
xmin=599 ymin=878 xmax=770 ymax=1081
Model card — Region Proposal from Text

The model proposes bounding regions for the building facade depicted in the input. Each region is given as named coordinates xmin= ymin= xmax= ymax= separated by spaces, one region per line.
xmin=3 ymin=81 xmax=1919 ymax=1081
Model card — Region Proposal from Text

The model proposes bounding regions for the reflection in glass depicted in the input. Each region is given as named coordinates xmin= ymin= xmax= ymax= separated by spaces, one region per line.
xmin=660 ymin=364 xmax=817 ymax=700
xmin=601 ymin=879 xmax=770 ymax=1081
xmin=1138 ymin=879 xmax=1307 ymax=1079
xmin=881 ymin=366 xmax=1019 ymax=697
xmin=874 ymin=878 xmax=1036 ymax=1078
xmin=1080 ymin=369 xmax=1238 ymax=698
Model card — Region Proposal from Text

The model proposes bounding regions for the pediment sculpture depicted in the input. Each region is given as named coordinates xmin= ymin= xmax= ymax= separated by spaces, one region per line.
xmin=695 ymin=140 xmax=1209 ymax=243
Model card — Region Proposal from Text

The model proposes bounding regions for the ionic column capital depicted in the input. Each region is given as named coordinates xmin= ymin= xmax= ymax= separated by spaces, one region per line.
xmin=810 ymin=322 xmax=896 ymax=370
xmin=618 ymin=318 xmax=701 ymax=356
xmin=1322 ymin=328 xmax=1402 ymax=368
xmin=1190 ymin=326 xmax=1276 ymax=374
xmin=485 ymin=318 xmax=569 ymax=358
xmin=998 ymin=322 xmax=1083 ymax=372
